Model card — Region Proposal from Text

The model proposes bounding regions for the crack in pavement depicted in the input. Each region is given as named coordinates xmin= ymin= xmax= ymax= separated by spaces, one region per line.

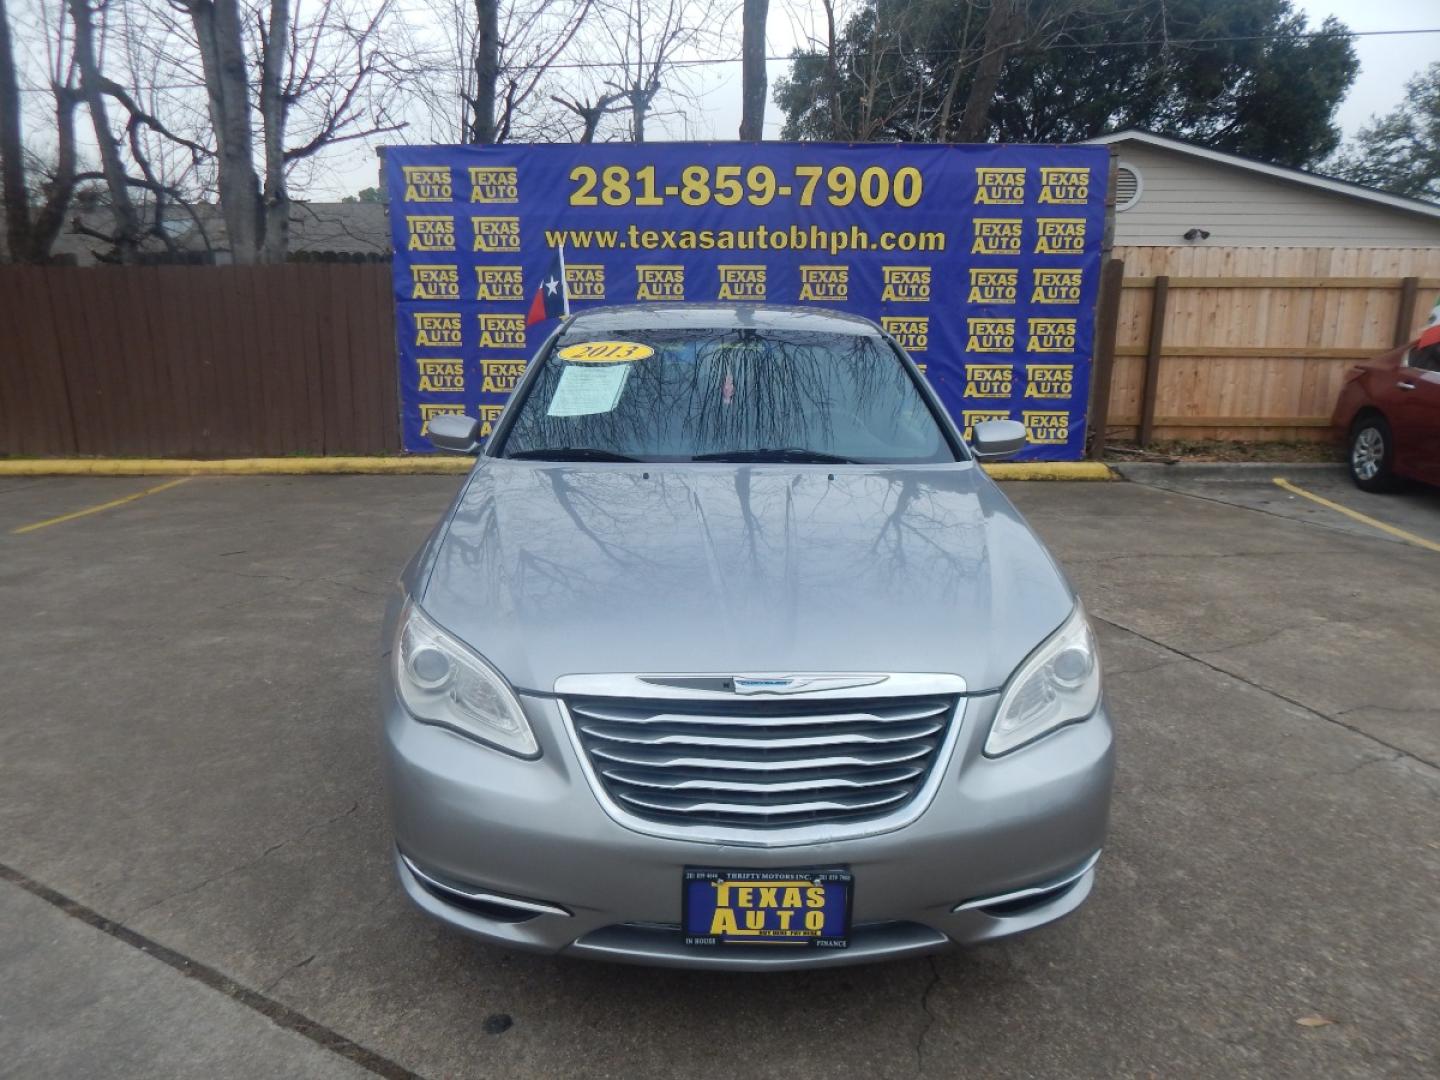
xmin=261 ymin=892 xmax=395 ymax=995
xmin=1091 ymin=614 xmax=1440 ymax=774
xmin=0 ymin=481 xmax=62 ymax=496
xmin=911 ymin=955 xmax=942 ymax=1078
xmin=1104 ymin=657 xmax=1187 ymax=679
xmin=1149 ymin=751 xmax=1408 ymax=795
xmin=177 ymin=561 xmax=390 ymax=598
xmin=1334 ymin=703 xmax=1438 ymax=719
xmin=261 ymin=953 xmax=316 ymax=995
xmin=261 ymin=801 xmax=360 ymax=858
xmin=128 ymin=801 xmax=361 ymax=920
xmin=1192 ymin=625 xmax=1319 ymax=658
xmin=14 ymin=579 xmax=310 ymax=642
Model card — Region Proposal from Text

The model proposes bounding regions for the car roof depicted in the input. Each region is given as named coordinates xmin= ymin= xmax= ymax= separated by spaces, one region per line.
xmin=560 ymin=303 xmax=883 ymax=337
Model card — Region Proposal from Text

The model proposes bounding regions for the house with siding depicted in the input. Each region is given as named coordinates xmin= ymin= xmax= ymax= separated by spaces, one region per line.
xmin=39 ymin=200 xmax=390 ymax=265
xmin=1083 ymin=130 xmax=1440 ymax=247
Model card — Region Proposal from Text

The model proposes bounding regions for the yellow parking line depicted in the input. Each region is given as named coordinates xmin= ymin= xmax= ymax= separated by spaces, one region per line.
xmin=10 ymin=478 xmax=191 ymax=535
xmin=1273 ymin=477 xmax=1440 ymax=554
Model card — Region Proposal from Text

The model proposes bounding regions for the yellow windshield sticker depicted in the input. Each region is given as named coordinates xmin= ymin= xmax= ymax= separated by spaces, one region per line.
xmin=556 ymin=340 xmax=654 ymax=363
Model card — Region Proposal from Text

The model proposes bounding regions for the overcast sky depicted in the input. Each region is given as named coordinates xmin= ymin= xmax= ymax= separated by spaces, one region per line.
xmin=62 ymin=0 xmax=1429 ymax=200
xmin=1294 ymin=0 xmax=1437 ymax=133
xmin=334 ymin=0 xmax=1436 ymax=195
xmin=681 ymin=0 xmax=1440 ymax=147
xmin=15 ymin=0 xmax=1434 ymax=200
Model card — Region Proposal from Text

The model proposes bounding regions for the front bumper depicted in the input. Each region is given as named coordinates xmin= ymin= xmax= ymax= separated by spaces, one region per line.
xmin=381 ymin=688 xmax=1114 ymax=970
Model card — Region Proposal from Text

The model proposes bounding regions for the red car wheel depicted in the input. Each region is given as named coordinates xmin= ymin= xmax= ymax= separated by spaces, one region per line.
xmin=1348 ymin=414 xmax=1397 ymax=493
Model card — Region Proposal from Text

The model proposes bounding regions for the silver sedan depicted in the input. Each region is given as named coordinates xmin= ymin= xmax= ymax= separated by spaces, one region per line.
xmin=381 ymin=303 xmax=1114 ymax=969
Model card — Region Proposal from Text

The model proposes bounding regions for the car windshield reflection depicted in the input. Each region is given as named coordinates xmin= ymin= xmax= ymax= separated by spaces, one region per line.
xmin=499 ymin=327 xmax=957 ymax=465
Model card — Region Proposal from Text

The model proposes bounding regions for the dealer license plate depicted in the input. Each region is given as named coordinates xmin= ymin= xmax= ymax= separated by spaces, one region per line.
xmin=682 ymin=868 xmax=852 ymax=948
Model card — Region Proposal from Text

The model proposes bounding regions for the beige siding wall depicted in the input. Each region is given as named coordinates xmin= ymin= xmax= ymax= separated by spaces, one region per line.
xmin=1111 ymin=143 xmax=1440 ymax=247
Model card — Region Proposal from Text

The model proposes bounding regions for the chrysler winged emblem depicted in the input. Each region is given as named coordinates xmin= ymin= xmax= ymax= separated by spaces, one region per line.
xmin=731 ymin=674 xmax=889 ymax=695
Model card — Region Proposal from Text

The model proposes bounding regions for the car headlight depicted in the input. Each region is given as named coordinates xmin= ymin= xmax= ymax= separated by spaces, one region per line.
xmin=393 ymin=601 xmax=538 ymax=757
xmin=986 ymin=604 xmax=1101 ymax=756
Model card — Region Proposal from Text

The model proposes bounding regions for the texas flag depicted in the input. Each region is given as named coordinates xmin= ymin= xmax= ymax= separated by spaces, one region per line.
xmin=525 ymin=245 xmax=570 ymax=326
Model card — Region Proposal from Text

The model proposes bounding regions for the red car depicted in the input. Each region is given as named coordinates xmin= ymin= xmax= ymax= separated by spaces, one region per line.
xmin=1333 ymin=336 xmax=1440 ymax=492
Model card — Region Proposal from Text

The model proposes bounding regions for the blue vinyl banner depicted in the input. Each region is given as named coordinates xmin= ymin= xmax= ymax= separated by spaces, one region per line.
xmin=385 ymin=143 xmax=1109 ymax=458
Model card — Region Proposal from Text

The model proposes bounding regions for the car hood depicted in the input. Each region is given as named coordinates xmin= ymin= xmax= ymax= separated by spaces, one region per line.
xmin=419 ymin=460 xmax=1074 ymax=694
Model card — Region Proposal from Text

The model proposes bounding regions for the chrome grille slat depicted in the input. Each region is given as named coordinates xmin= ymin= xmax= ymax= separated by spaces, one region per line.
xmin=568 ymin=693 xmax=958 ymax=830
xmin=586 ymin=745 xmax=934 ymax=771
xmin=570 ymin=702 xmax=951 ymax=726
xmin=576 ymin=720 xmax=944 ymax=750
xmin=616 ymin=789 xmax=912 ymax=817
xmin=600 ymin=765 xmax=925 ymax=794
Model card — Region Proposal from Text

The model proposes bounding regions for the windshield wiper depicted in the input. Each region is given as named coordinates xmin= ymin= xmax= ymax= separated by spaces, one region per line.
xmin=690 ymin=448 xmax=859 ymax=464
xmin=506 ymin=447 xmax=642 ymax=462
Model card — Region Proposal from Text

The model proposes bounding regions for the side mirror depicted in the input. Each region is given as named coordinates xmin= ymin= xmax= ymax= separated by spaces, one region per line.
xmin=970 ymin=418 xmax=1028 ymax=462
xmin=427 ymin=413 xmax=482 ymax=454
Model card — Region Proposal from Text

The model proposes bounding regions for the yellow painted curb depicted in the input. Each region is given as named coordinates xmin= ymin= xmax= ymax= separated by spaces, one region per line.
xmin=0 ymin=458 xmax=1114 ymax=479
xmin=983 ymin=462 xmax=1113 ymax=481
xmin=0 ymin=457 xmax=472 ymax=476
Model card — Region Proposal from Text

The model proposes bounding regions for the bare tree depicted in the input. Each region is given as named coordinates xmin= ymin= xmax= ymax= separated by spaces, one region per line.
xmin=820 ymin=0 xmax=841 ymax=133
xmin=472 ymin=0 xmax=500 ymax=142
xmin=594 ymin=0 xmax=725 ymax=142
xmin=7 ymin=1 xmax=206 ymax=263
xmin=415 ymin=0 xmax=726 ymax=146
xmin=472 ymin=0 xmax=594 ymax=144
xmin=954 ymin=0 xmax=1019 ymax=142
xmin=106 ymin=1 xmax=214 ymax=255
xmin=738 ymin=0 xmax=768 ymax=139
xmin=1 ymin=0 xmax=81 ymax=262
xmin=7 ymin=0 xmax=424 ymax=262
xmin=409 ymin=0 xmax=595 ymax=145
xmin=183 ymin=1 xmax=261 ymax=260
xmin=551 ymin=87 xmax=626 ymax=142
xmin=849 ymin=2 xmax=928 ymax=141
xmin=175 ymin=0 xmax=411 ymax=263
xmin=774 ymin=0 xmax=929 ymax=141
xmin=934 ymin=1 xmax=981 ymax=139
xmin=68 ymin=0 xmax=148 ymax=260
xmin=0 ymin=0 xmax=27 ymax=255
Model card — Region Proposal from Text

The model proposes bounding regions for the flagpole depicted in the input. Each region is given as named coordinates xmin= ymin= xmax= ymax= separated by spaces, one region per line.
xmin=558 ymin=241 xmax=570 ymax=317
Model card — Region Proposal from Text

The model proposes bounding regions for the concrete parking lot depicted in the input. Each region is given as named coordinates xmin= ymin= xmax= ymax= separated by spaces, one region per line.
xmin=1 ymin=471 xmax=1437 ymax=1079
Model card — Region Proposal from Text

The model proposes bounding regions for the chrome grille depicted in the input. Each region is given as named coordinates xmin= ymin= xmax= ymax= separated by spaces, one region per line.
xmin=567 ymin=695 xmax=959 ymax=830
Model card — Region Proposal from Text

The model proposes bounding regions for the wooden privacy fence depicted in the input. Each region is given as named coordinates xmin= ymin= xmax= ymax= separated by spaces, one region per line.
xmin=0 ymin=264 xmax=399 ymax=457
xmin=4 ymin=248 xmax=1440 ymax=458
xmin=1100 ymin=246 xmax=1440 ymax=444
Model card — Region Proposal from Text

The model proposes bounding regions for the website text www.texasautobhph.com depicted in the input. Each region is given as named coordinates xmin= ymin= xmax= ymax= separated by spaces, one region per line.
xmin=544 ymin=223 xmax=948 ymax=257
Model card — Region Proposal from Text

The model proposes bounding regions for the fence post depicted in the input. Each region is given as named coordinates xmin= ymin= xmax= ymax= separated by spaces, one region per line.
xmin=1393 ymin=276 xmax=1419 ymax=347
xmin=1086 ymin=258 xmax=1125 ymax=460
xmin=1138 ymin=275 xmax=1170 ymax=448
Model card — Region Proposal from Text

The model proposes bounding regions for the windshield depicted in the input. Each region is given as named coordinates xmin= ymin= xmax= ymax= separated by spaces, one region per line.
xmin=497 ymin=326 xmax=958 ymax=464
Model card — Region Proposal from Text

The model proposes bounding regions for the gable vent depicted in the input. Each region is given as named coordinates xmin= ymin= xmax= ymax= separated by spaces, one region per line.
xmin=1114 ymin=164 xmax=1141 ymax=211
